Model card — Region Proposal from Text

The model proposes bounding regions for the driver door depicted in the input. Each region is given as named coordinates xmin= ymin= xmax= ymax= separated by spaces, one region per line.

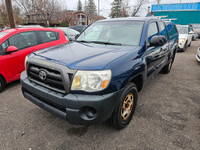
xmin=145 ymin=22 xmax=161 ymax=78
xmin=145 ymin=21 xmax=168 ymax=79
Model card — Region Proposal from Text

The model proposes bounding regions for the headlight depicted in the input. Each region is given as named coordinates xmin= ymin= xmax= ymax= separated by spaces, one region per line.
xmin=25 ymin=55 xmax=29 ymax=70
xmin=71 ymin=70 xmax=112 ymax=92
xmin=179 ymin=38 xmax=185 ymax=43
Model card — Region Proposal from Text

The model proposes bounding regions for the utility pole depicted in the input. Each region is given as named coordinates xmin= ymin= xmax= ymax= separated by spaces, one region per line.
xmin=5 ymin=0 xmax=15 ymax=28
xmin=98 ymin=0 xmax=100 ymax=16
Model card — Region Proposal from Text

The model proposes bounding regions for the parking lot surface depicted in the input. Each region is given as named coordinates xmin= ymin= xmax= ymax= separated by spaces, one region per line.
xmin=1 ymin=40 xmax=200 ymax=150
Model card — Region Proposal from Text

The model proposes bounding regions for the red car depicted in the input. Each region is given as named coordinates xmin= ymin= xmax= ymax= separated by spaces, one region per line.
xmin=0 ymin=28 xmax=68 ymax=92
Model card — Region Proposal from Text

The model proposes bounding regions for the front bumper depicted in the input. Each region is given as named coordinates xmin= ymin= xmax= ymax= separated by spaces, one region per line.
xmin=21 ymin=71 xmax=123 ymax=125
xmin=178 ymin=41 xmax=185 ymax=50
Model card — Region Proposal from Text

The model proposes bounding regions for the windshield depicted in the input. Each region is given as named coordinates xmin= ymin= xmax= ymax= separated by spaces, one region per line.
xmin=177 ymin=26 xmax=188 ymax=34
xmin=0 ymin=32 xmax=9 ymax=39
xmin=76 ymin=21 xmax=144 ymax=46
xmin=59 ymin=28 xmax=80 ymax=36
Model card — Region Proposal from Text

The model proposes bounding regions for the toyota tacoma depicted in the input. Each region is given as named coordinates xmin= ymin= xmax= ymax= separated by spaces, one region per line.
xmin=21 ymin=17 xmax=178 ymax=129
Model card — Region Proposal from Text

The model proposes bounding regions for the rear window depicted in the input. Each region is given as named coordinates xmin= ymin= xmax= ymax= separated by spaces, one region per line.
xmin=39 ymin=31 xmax=59 ymax=43
xmin=0 ymin=32 xmax=9 ymax=39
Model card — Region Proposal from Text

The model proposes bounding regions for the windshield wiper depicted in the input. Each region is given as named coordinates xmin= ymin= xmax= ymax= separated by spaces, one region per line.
xmin=76 ymin=40 xmax=122 ymax=46
xmin=76 ymin=40 xmax=92 ymax=43
xmin=90 ymin=41 xmax=122 ymax=46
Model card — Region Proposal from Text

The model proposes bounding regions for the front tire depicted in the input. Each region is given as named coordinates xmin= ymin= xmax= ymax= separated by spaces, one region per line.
xmin=0 ymin=76 xmax=5 ymax=92
xmin=182 ymin=41 xmax=187 ymax=52
xmin=110 ymin=83 xmax=138 ymax=129
xmin=188 ymin=41 xmax=191 ymax=47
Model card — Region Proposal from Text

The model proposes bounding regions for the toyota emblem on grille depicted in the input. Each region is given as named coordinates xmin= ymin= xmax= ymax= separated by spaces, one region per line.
xmin=39 ymin=70 xmax=47 ymax=81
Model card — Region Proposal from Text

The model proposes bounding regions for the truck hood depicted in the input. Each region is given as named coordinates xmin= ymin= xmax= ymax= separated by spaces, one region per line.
xmin=33 ymin=42 xmax=137 ymax=70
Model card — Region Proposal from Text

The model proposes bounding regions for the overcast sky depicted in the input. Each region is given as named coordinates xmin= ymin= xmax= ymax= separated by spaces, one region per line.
xmin=62 ymin=0 xmax=200 ymax=18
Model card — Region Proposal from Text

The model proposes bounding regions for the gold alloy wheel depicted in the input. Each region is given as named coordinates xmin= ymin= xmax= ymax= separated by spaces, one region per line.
xmin=121 ymin=93 xmax=134 ymax=121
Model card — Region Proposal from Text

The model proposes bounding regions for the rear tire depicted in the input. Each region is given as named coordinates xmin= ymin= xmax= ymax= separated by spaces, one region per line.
xmin=0 ymin=76 xmax=5 ymax=93
xmin=110 ymin=83 xmax=138 ymax=129
xmin=161 ymin=53 xmax=175 ymax=74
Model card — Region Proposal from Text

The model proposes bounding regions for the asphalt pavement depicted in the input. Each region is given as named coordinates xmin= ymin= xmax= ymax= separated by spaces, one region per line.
xmin=0 ymin=40 xmax=200 ymax=150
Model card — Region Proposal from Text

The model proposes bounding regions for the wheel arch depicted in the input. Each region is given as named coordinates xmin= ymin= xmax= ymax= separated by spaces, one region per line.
xmin=126 ymin=74 xmax=144 ymax=92
xmin=0 ymin=74 xmax=7 ymax=85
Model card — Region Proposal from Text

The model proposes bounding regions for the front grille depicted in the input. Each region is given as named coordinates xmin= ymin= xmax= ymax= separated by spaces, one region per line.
xmin=27 ymin=64 xmax=66 ymax=93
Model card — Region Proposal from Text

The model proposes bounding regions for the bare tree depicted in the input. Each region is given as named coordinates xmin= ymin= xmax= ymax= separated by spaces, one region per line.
xmin=0 ymin=0 xmax=23 ymax=26
xmin=15 ymin=0 xmax=61 ymax=26
xmin=132 ymin=0 xmax=149 ymax=17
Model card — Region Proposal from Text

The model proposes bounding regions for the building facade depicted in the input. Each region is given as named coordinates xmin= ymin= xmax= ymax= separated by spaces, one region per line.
xmin=150 ymin=2 xmax=200 ymax=25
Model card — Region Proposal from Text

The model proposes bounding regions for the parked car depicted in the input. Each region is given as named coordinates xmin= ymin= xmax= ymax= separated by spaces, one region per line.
xmin=196 ymin=47 xmax=200 ymax=62
xmin=21 ymin=17 xmax=178 ymax=129
xmin=16 ymin=25 xmax=44 ymax=28
xmin=69 ymin=25 xmax=87 ymax=33
xmin=0 ymin=28 xmax=68 ymax=92
xmin=176 ymin=25 xmax=193 ymax=52
xmin=53 ymin=27 xmax=80 ymax=41
xmin=190 ymin=31 xmax=199 ymax=40
xmin=1 ymin=25 xmax=43 ymax=31
xmin=190 ymin=24 xmax=200 ymax=39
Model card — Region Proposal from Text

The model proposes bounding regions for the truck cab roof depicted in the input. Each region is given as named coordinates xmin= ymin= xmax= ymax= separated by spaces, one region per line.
xmin=96 ymin=17 xmax=162 ymax=23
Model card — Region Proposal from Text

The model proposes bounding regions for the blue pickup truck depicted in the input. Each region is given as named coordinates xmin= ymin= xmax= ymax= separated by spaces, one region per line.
xmin=21 ymin=17 xmax=178 ymax=129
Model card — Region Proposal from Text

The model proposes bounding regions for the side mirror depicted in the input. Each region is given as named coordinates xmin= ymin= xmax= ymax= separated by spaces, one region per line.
xmin=7 ymin=46 xmax=18 ymax=53
xmin=150 ymin=35 xmax=167 ymax=47
xmin=68 ymin=36 xmax=75 ymax=42
xmin=75 ymin=34 xmax=80 ymax=40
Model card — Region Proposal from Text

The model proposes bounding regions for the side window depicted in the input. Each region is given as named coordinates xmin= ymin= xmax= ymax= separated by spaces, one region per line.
xmin=9 ymin=32 xmax=37 ymax=50
xmin=167 ymin=24 xmax=177 ymax=38
xmin=158 ymin=22 xmax=167 ymax=37
xmin=1 ymin=40 xmax=9 ymax=51
xmin=148 ymin=22 xmax=158 ymax=43
xmin=39 ymin=31 xmax=58 ymax=43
